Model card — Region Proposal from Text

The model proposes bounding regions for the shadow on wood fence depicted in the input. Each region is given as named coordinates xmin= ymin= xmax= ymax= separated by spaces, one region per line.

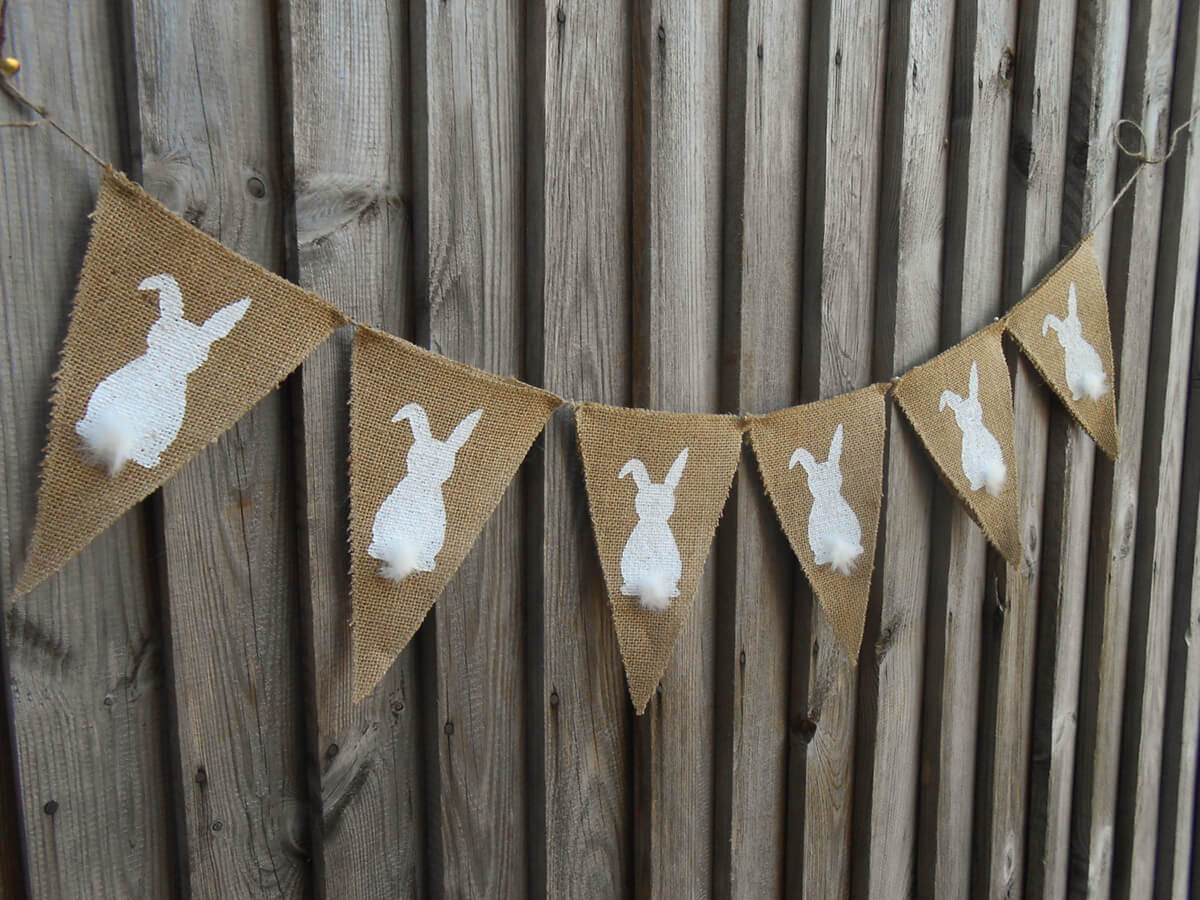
xmin=1 ymin=0 xmax=1199 ymax=897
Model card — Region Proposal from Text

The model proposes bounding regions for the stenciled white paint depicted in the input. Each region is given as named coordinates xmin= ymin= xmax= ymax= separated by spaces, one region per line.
xmin=75 ymin=273 xmax=251 ymax=475
xmin=939 ymin=360 xmax=1007 ymax=496
xmin=1042 ymin=281 xmax=1109 ymax=401
xmin=788 ymin=423 xmax=863 ymax=576
xmin=618 ymin=448 xmax=687 ymax=611
xmin=368 ymin=403 xmax=482 ymax=583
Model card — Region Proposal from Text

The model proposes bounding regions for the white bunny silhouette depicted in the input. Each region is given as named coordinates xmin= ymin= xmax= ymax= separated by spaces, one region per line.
xmin=618 ymin=448 xmax=688 ymax=611
xmin=368 ymin=403 xmax=482 ymax=583
xmin=75 ymin=273 xmax=251 ymax=475
xmin=1042 ymin=281 xmax=1109 ymax=401
xmin=939 ymin=360 xmax=1007 ymax=496
xmin=789 ymin=423 xmax=863 ymax=576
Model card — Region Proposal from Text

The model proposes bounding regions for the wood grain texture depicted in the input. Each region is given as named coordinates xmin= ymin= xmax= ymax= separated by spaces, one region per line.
xmin=713 ymin=1 xmax=805 ymax=895
xmin=1070 ymin=0 xmax=1178 ymax=895
xmin=0 ymin=3 xmax=175 ymax=898
xmin=127 ymin=0 xmax=311 ymax=895
xmin=1026 ymin=2 xmax=1128 ymax=896
xmin=866 ymin=0 xmax=953 ymax=897
xmin=279 ymin=1 xmax=425 ymax=897
xmin=413 ymin=0 xmax=529 ymax=895
xmin=972 ymin=0 xmax=1073 ymax=894
xmin=798 ymin=0 xmax=886 ymax=895
xmin=1113 ymin=1 xmax=1200 ymax=892
xmin=630 ymin=0 xmax=725 ymax=895
xmin=1157 ymin=258 xmax=1200 ymax=897
xmin=524 ymin=0 xmax=634 ymax=895
xmin=916 ymin=3 xmax=1015 ymax=894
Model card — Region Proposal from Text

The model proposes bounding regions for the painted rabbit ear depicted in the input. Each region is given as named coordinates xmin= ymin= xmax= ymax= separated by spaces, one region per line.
xmin=392 ymin=402 xmax=432 ymax=444
xmin=968 ymin=361 xmax=979 ymax=400
xmin=140 ymin=273 xmax=183 ymax=320
xmin=200 ymin=298 xmax=251 ymax=342
xmin=789 ymin=446 xmax=816 ymax=475
xmin=664 ymin=447 xmax=689 ymax=489
xmin=1067 ymin=281 xmax=1078 ymax=318
xmin=828 ymin=424 xmax=844 ymax=464
xmin=446 ymin=408 xmax=483 ymax=450
xmin=939 ymin=389 xmax=960 ymax=413
xmin=618 ymin=458 xmax=651 ymax=491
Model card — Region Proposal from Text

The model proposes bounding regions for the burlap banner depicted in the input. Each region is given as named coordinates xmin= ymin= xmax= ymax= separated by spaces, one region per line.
xmin=748 ymin=385 xmax=887 ymax=658
xmin=15 ymin=169 xmax=346 ymax=596
xmin=349 ymin=328 xmax=561 ymax=701
xmin=893 ymin=323 xmax=1022 ymax=566
xmin=1005 ymin=236 xmax=1119 ymax=458
xmin=574 ymin=403 xmax=743 ymax=713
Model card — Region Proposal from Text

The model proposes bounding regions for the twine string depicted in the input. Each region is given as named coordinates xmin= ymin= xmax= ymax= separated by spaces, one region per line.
xmin=1090 ymin=107 xmax=1200 ymax=234
xmin=0 ymin=75 xmax=110 ymax=168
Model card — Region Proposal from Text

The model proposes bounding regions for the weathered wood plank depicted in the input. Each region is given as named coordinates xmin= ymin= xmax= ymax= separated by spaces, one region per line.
xmin=1025 ymin=2 xmax=1128 ymax=896
xmin=1157 ymin=257 xmax=1200 ymax=897
xmin=412 ymin=0 xmax=529 ymax=894
xmin=630 ymin=1 xmax=725 ymax=895
xmin=795 ymin=0 xmax=887 ymax=895
xmin=0 ymin=3 xmax=176 ymax=897
xmin=0 ymin=627 xmax=25 ymax=900
xmin=1070 ymin=0 xmax=1178 ymax=895
xmin=278 ymin=1 xmax=424 ymax=896
xmin=972 ymin=0 xmax=1073 ymax=894
xmin=524 ymin=0 xmax=634 ymax=895
xmin=1113 ymin=6 xmax=1200 ymax=892
xmin=865 ymin=0 xmax=953 ymax=897
xmin=126 ymin=0 xmax=311 ymax=894
xmin=917 ymin=3 xmax=1016 ymax=894
xmin=714 ymin=1 xmax=805 ymax=895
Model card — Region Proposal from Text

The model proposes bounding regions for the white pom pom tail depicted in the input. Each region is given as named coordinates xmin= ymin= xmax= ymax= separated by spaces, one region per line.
xmin=984 ymin=459 xmax=1008 ymax=497
xmin=376 ymin=539 xmax=421 ymax=584
xmin=1079 ymin=370 xmax=1109 ymax=401
xmin=827 ymin=539 xmax=863 ymax=577
xmin=636 ymin=574 xmax=672 ymax=612
xmin=77 ymin=406 xmax=135 ymax=476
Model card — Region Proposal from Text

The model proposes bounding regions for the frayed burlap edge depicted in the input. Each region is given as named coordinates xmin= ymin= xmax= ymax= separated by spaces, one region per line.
xmin=14 ymin=168 xmax=348 ymax=598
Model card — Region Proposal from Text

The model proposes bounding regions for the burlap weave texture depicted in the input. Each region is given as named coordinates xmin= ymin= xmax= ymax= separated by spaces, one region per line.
xmin=574 ymin=403 xmax=743 ymax=713
xmin=349 ymin=328 xmax=561 ymax=701
xmin=1005 ymin=236 xmax=1119 ymax=459
xmin=749 ymin=385 xmax=887 ymax=658
xmin=893 ymin=323 xmax=1022 ymax=567
xmin=16 ymin=169 xmax=345 ymax=595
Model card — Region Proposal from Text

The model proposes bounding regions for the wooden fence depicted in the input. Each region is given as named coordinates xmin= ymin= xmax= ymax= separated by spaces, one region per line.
xmin=1 ymin=0 xmax=1199 ymax=896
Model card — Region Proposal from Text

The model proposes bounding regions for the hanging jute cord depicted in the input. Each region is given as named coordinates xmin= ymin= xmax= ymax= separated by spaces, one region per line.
xmin=1 ymin=45 xmax=1198 ymax=407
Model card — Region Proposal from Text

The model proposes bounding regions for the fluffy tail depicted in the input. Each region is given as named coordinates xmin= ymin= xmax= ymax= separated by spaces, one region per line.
xmin=1079 ymin=370 xmax=1109 ymax=401
xmin=77 ymin=407 xmax=135 ymax=476
xmin=826 ymin=539 xmax=863 ymax=577
xmin=375 ymin=539 xmax=421 ymax=584
xmin=983 ymin=459 xmax=1008 ymax=497
xmin=635 ymin=574 xmax=673 ymax=612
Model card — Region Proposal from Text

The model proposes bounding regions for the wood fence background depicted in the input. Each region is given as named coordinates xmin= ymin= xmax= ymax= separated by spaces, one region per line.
xmin=1 ymin=0 xmax=1199 ymax=897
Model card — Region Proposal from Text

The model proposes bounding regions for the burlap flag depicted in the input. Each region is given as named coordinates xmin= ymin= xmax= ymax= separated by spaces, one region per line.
xmin=1004 ymin=236 xmax=1119 ymax=458
xmin=748 ymin=385 xmax=887 ymax=658
xmin=14 ymin=168 xmax=346 ymax=596
xmin=893 ymin=323 xmax=1022 ymax=566
xmin=573 ymin=403 xmax=744 ymax=713
xmin=349 ymin=328 xmax=561 ymax=701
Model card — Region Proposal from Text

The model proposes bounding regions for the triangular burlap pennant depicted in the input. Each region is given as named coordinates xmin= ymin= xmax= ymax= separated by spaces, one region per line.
xmin=349 ymin=328 xmax=561 ymax=701
xmin=748 ymin=385 xmax=887 ymax=659
xmin=15 ymin=168 xmax=346 ymax=596
xmin=1004 ymin=236 xmax=1119 ymax=458
xmin=573 ymin=403 xmax=743 ymax=713
xmin=893 ymin=323 xmax=1022 ymax=566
